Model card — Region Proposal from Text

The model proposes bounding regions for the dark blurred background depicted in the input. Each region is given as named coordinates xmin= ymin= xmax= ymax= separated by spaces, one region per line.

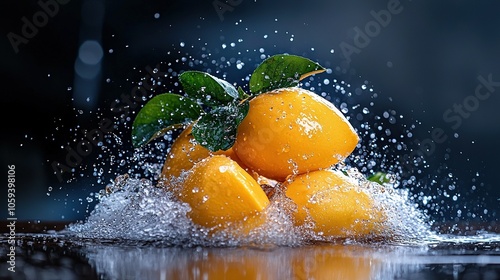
xmin=1 ymin=0 xmax=499 ymax=227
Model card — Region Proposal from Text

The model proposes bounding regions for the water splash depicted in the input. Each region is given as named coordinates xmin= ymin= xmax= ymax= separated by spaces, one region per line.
xmin=65 ymin=173 xmax=304 ymax=247
xmin=64 ymin=164 xmax=436 ymax=247
xmin=53 ymin=31 xmax=490 ymax=246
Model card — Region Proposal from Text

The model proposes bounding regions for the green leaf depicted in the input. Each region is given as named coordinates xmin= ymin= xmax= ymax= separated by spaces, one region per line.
xmin=191 ymin=100 xmax=249 ymax=152
xmin=237 ymin=86 xmax=250 ymax=100
xmin=367 ymin=172 xmax=393 ymax=184
xmin=131 ymin=93 xmax=203 ymax=148
xmin=179 ymin=70 xmax=239 ymax=107
xmin=249 ymin=54 xmax=326 ymax=94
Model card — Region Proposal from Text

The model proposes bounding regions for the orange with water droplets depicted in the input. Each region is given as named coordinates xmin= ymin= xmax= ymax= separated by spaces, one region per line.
xmin=160 ymin=124 xmax=211 ymax=183
xmin=284 ymin=169 xmax=385 ymax=238
xmin=233 ymin=87 xmax=359 ymax=181
xmin=160 ymin=124 xmax=250 ymax=185
xmin=178 ymin=155 xmax=270 ymax=231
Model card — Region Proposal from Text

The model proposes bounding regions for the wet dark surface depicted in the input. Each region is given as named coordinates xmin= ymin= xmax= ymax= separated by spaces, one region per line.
xmin=1 ymin=222 xmax=499 ymax=280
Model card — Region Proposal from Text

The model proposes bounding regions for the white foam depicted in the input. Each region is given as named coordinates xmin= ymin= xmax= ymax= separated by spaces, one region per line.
xmin=65 ymin=165 xmax=436 ymax=247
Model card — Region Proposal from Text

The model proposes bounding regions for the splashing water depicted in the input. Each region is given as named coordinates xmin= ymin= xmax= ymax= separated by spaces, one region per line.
xmin=64 ymin=171 xmax=436 ymax=247
xmin=59 ymin=53 xmax=438 ymax=247
xmin=65 ymin=173 xmax=306 ymax=247
xmin=52 ymin=37 xmax=492 ymax=247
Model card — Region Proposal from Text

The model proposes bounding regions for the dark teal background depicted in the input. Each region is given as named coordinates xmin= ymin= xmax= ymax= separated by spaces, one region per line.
xmin=1 ymin=0 xmax=499 ymax=227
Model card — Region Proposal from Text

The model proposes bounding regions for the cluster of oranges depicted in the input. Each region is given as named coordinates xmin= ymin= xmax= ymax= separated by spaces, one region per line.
xmin=159 ymin=86 xmax=386 ymax=238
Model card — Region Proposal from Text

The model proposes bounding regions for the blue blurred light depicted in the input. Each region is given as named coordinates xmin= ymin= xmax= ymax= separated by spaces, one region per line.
xmin=78 ymin=40 xmax=103 ymax=65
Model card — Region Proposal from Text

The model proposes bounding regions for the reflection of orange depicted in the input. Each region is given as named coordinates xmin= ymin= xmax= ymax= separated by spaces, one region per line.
xmin=234 ymin=87 xmax=359 ymax=181
xmin=285 ymin=170 xmax=385 ymax=238
xmin=166 ymin=249 xmax=276 ymax=280
xmin=291 ymin=244 xmax=376 ymax=280
xmin=179 ymin=155 xmax=270 ymax=231
xmin=162 ymin=244 xmax=379 ymax=280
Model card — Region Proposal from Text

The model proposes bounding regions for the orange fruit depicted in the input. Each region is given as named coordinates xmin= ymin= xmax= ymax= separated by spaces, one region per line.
xmin=284 ymin=169 xmax=385 ymax=238
xmin=160 ymin=124 xmax=250 ymax=185
xmin=233 ymin=87 xmax=359 ymax=181
xmin=160 ymin=124 xmax=211 ymax=183
xmin=178 ymin=155 xmax=270 ymax=231
xmin=214 ymin=145 xmax=251 ymax=174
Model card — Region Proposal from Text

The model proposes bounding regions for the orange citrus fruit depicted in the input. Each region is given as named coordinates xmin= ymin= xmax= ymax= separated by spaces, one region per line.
xmin=284 ymin=169 xmax=385 ymax=238
xmin=160 ymin=124 xmax=250 ymax=185
xmin=214 ymin=145 xmax=251 ymax=174
xmin=160 ymin=124 xmax=211 ymax=182
xmin=178 ymin=155 xmax=270 ymax=231
xmin=233 ymin=87 xmax=359 ymax=181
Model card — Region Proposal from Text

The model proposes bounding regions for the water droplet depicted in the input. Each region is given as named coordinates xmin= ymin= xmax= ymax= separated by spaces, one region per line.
xmin=236 ymin=61 xmax=244 ymax=69
xmin=219 ymin=166 xmax=229 ymax=173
